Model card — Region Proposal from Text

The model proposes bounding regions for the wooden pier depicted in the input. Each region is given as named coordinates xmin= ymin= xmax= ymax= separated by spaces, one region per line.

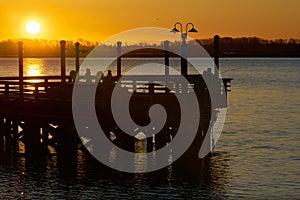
xmin=0 ymin=36 xmax=232 ymax=166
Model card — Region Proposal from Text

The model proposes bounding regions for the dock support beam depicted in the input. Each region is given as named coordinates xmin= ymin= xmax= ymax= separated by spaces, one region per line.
xmin=18 ymin=42 xmax=24 ymax=101
xmin=117 ymin=41 xmax=122 ymax=77
xmin=60 ymin=40 xmax=66 ymax=83
xmin=75 ymin=42 xmax=80 ymax=73
xmin=23 ymin=121 xmax=42 ymax=162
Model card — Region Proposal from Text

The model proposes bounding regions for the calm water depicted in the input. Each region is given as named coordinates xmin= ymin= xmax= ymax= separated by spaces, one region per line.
xmin=0 ymin=57 xmax=299 ymax=199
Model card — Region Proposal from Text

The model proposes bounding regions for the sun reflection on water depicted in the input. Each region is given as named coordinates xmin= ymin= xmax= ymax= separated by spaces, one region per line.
xmin=24 ymin=58 xmax=45 ymax=83
xmin=26 ymin=64 xmax=40 ymax=76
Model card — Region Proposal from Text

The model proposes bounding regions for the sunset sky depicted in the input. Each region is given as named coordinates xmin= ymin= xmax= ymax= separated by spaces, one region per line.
xmin=1 ymin=0 xmax=299 ymax=42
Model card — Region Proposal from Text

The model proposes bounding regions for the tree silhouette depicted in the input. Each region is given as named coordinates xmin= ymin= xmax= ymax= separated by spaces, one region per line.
xmin=0 ymin=37 xmax=299 ymax=57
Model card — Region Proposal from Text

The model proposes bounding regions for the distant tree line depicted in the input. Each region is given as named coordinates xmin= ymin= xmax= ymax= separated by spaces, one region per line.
xmin=198 ymin=37 xmax=300 ymax=57
xmin=0 ymin=38 xmax=98 ymax=57
xmin=0 ymin=37 xmax=299 ymax=57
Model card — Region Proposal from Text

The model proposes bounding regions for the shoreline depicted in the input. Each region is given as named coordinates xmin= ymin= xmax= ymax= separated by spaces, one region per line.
xmin=0 ymin=55 xmax=300 ymax=58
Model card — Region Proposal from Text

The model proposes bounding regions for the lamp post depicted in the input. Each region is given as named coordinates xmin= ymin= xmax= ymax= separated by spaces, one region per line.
xmin=171 ymin=22 xmax=198 ymax=76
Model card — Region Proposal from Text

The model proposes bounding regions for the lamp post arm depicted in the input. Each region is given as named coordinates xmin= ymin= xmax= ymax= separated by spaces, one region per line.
xmin=174 ymin=22 xmax=183 ymax=33
xmin=186 ymin=22 xmax=194 ymax=34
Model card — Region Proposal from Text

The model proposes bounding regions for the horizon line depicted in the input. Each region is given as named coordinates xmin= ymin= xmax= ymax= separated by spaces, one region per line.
xmin=1 ymin=35 xmax=300 ymax=44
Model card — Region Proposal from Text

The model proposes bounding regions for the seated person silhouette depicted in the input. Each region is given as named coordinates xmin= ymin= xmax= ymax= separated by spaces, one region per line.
xmin=107 ymin=70 xmax=112 ymax=79
xmin=95 ymin=71 xmax=103 ymax=81
xmin=85 ymin=68 xmax=92 ymax=83
xmin=103 ymin=70 xmax=113 ymax=83
xmin=69 ymin=70 xmax=77 ymax=82
xmin=203 ymin=68 xmax=213 ymax=77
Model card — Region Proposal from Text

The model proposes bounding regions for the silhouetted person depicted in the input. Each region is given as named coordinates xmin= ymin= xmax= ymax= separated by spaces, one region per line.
xmin=203 ymin=68 xmax=213 ymax=77
xmin=96 ymin=71 xmax=103 ymax=82
xmin=85 ymin=68 xmax=92 ymax=83
xmin=107 ymin=70 xmax=112 ymax=79
xmin=103 ymin=70 xmax=113 ymax=84
xmin=70 ymin=70 xmax=77 ymax=82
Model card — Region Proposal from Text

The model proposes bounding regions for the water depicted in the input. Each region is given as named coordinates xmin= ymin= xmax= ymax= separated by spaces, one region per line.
xmin=0 ymin=57 xmax=299 ymax=199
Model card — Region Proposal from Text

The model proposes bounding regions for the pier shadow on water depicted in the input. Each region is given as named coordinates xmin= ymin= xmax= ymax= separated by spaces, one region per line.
xmin=0 ymin=129 xmax=230 ymax=199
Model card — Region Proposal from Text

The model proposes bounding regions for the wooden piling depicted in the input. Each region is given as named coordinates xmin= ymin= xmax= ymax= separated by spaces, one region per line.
xmin=3 ymin=119 xmax=13 ymax=148
xmin=117 ymin=41 xmax=122 ymax=77
xmin=11 ymin=120 xmax=19 ymax=150
xmin=0 ymin=118 xmax=7 ymax=152
xmin=18 ymin=42 xmax=24 ymax=101
xmin=55 ymin=123 xmax=78 ymax=172
xmin=60 ymin=40 xmax=66 ymax=83
xmin=164 ymin=40 xmax=169 ymax=76
xmin=75 ymin=42 xmax=80 ymax=73
xmin=22 ymin=121 xmax=42 ymax=159
xmin=214 ymin=35 xmax=220 ymax=73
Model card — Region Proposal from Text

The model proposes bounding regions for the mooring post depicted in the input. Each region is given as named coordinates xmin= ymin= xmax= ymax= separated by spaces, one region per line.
xmin=164 ymin=40 xmax=169 ymax=76
xmin=18 ymin=42 xmax=24 ymax=101
xmin=117 ymin=41 xmax=122 ymax=77
xmin=75 ymin=42 xmax=80 ymax=73
xmin=60 ymin=40 xmax=66 ymax=83
xmin=214 ymin=35 xmax=220 ymax=76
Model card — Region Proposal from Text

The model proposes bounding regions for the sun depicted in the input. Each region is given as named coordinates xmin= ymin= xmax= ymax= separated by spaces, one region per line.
xmin=26 ymin=21 xmax=41 ymax=35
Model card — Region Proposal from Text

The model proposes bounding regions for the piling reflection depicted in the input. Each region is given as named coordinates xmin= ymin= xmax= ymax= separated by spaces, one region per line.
xmin=0 ymin=129 xmax=230 ymax=199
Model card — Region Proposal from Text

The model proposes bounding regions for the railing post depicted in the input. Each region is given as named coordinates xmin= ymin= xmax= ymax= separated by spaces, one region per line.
xmin=164 ymin=40 xmax=169 ymax=76
xmin=75 ymin=42 xmax=80 ymax=73
xmin=60 ymin=40 xmax=66 ymax=83
xmin=117 ymin=41 xmax=122 ymax=77
xmin=18 ymin=42 xmax=24 ymax=101
xmin=214 ymin=35 xmax=220 ymax=76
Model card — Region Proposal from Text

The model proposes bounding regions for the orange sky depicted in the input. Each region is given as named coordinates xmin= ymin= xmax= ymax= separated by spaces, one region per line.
xmin=1 ymin=0 xmax=299 ymax=41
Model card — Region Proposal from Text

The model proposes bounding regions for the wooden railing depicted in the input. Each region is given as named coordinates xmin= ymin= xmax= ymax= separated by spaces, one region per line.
xmin=0 ymin=75 xmax=232 ymax=103
xmin=0 ymin=76 xmax=73 ymax=102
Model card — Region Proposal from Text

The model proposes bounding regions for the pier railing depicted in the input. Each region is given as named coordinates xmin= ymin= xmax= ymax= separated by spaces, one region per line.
xmin=0 ymin=74 xmax=232 ymax=104
xmin=0 ymin=76 xmax=73 ymax=102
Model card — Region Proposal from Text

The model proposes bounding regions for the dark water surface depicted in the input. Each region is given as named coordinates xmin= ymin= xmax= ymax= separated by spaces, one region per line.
xmin=0 ymin=58 xmax=299 ymax=199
